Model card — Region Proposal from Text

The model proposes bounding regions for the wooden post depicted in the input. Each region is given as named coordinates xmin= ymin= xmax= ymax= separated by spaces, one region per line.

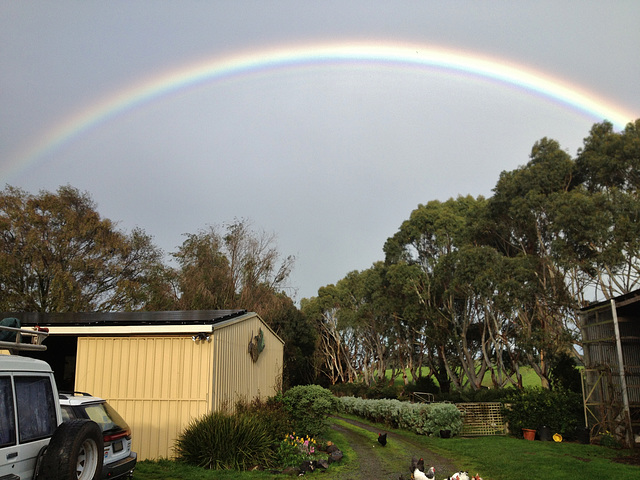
xmin=610 ymin=299 xmax=634 ymax=449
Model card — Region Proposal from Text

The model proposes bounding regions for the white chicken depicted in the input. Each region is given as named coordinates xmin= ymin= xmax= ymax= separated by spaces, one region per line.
xmin=413 ymin=466 xmax=435 ymax=480
xmin=447 ymin=472 xmax=470 ymax=480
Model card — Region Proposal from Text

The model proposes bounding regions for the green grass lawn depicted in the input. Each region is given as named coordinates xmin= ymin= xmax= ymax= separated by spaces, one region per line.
xmin=387 ymin=366 xmax=542 ymax=389
xmin=133 ymin=415 xmax=638 ymax=480
xmin=340 ymin=414 xmax=639 ymax=480
xmin=394 ymin=429 xmax=637 ymax=479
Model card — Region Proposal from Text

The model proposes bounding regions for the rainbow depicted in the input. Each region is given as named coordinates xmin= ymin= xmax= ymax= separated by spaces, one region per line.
xmin=4 ymin=41 xmax=637 ymax=180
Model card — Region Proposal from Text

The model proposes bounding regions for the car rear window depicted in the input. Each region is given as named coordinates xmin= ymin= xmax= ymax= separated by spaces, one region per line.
xmin=60 ymin=405 xmax=77 ymax=422
xmin=84 ymin=403 xmax=129 ymax=433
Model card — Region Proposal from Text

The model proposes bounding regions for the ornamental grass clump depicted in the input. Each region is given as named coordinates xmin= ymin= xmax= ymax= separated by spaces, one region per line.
xmin=174 ymin=410 xmax=279 ymax=470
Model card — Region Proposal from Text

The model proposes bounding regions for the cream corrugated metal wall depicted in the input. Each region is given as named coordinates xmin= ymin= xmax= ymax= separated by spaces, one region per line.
xmin=74 ymin=314 xmax=284 ymax=460
xmin=76 ymin=336 xmax=213 ymax=460
xmin=211 ymin=316 xmax=283 ymax=411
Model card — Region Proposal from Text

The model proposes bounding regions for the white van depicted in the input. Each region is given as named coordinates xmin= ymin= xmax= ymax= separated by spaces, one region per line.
xmin=1 ymin=324 xmax=103 ymax=480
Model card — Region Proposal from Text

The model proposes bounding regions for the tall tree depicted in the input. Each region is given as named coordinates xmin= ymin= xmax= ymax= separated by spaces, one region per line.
xmin=573 ymin=119 xmax=640 ymax=297
xmin=170 ymin=219 xmax=295 ymax=315
xmin=170 ymin=220 xmax=315 ymax=387
xmin=171 ymin=226 xmax=235 ymax=310
xmin=0 ymin=185 xmax=164 ymax=312
xmin=267 ymin=293 xmax=318 ymax=389
xmin=384 ymin=196 xmax=484 ymax=392
xmin=487 ymin=138 xmax=578 ymax=387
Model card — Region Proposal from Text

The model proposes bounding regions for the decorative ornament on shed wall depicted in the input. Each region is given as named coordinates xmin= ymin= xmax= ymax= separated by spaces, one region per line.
xmin=248 ymin=328 xmax=265 ymax=362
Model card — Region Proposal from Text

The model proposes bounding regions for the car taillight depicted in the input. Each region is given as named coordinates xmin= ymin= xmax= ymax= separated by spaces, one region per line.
xmin=104 ymin=429 xmax=130 ymax=442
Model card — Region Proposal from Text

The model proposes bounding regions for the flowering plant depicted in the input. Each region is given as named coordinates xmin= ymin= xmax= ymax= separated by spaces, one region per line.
xmin=275 ymin=432 xmax=320 ymax=467
xmin=598 ymin=430 xmax=621 ymax=448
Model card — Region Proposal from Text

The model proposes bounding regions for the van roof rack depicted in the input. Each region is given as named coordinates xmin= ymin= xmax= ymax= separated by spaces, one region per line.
xmin=0 ymin=325 xmax=48 ymax=354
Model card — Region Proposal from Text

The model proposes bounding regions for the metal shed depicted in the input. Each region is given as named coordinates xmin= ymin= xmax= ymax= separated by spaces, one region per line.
xmin=580 ymin=290 xmax=640 ymax=447
xmin=6 ymin=310 xmax=284 ymax=460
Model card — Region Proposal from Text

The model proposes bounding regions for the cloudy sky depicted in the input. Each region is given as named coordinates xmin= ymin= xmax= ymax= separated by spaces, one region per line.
xmin=2 ymin=1 xmax=639 ymax=302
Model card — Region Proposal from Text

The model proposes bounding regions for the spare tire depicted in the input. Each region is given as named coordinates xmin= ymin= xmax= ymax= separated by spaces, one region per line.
xmin=37 ymin=419 xmax=103 ymax=480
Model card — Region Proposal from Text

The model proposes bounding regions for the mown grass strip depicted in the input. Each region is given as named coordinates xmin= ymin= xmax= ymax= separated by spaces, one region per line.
xmin=336 ymin=413 xmax=638 ymax=480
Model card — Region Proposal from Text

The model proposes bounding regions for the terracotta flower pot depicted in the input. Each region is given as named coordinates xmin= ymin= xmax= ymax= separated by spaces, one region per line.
xmin=522 ymin=428 xmax=536 ymax=441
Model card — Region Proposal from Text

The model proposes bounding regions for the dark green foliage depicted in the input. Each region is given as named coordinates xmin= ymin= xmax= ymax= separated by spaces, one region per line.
xmin=328 ymin=382 xmax=370 ymax=398
xmin=265 ymin=296 xmax=318 ymax=389
xmin=404 ymin=375 xmax=440 ymax=396
xmin=0 ymin=185 xmax=165 ymax=312
xmin=548 ymin=352 xmax=582 ymax=393
xmin=174 ymin=409 xmax=281 ymax=470
xmin=502 ymin=387 xmax=583 ymax=439
xmin=364 ymin=378 xmax=401 ymax=399
xmin=438 ymin=386 xmax=512 ymax=403
xmin=282 ymin=385 xmax=338 ymax=437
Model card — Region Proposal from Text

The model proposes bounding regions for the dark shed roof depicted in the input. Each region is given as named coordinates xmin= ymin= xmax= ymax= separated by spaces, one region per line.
xmin=1 ymin=310 xmax=248 ymax=327
xmin=581 ymin=289 xmax=640 ymax=312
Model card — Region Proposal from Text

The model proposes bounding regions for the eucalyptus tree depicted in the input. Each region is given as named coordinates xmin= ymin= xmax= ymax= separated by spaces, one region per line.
xmin=487 ymin=138 xmax=579 ymax=387
xmin=573 ymin=119 xmax=640 ymax=298
xmin=431 ymin=245 xmax=513 ymax=390
xmin=322 ymin=266 xmax=399 ymax=386
xmin=382 ymin=261 xmax=430 ymax=386
xmin=384 ymin=195 xmax=486 ymax=392
xmin=265 ymin=293 xmax=318 ymax=389
xmin=171 ymin=219 xmax=295 ymax=315
xmin=0 ymin=185 xmax=165 ymax=312
xmin=301 ymin=285 xmax=358 ymax=384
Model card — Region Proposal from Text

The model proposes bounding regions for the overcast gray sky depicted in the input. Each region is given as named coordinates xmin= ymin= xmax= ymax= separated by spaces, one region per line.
xmin=2 ymin=1 xmax=639 ymax=302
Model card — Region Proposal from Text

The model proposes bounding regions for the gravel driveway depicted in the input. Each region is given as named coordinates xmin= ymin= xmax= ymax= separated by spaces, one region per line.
xmin=330 ymin=416 xmax=458 ymax=480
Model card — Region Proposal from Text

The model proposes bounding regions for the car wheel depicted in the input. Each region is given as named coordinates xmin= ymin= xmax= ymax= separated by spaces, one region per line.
xmin=37 ymin=419 xmax=104 ymax=480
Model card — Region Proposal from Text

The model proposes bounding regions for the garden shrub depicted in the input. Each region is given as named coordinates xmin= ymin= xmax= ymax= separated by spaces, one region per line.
xmin=174 ymin=409 xmax=279 ymax=470
xmin=282 ymin=385 xmax=339 ymax=437
xmin=337 ymin=396 xmax=463 ymax=436
xmin=502 ymin=387 xmax=583 ymax=439
xmin=423 ymin=403 xmax=464 ymax=437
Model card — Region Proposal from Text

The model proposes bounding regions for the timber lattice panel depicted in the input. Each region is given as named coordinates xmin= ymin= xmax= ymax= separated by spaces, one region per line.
xmin=456 ymin=402 xmax=507 ymax=436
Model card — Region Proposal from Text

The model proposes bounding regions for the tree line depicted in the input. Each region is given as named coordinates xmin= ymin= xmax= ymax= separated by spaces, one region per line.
xmin=0 ymin=189 xmax=315 ymax=387
xmin=1 ymin=119 xmax=638 ymax=391
xmin=302 ymin=119 xmax=640 ymax=391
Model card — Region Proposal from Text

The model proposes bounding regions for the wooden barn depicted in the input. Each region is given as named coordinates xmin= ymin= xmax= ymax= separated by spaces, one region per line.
xmin=4 ymin=310 xmax=284 ymax=460
xmin=580 ymin=290 xmax=640 ymax=447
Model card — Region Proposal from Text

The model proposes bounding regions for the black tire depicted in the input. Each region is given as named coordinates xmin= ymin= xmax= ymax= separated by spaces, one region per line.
xmin=37 ymin=419 xmax=103 ymax=480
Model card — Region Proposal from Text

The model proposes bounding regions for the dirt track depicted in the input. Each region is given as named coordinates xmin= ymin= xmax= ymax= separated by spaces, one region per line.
xmin=330 ymin=416 xmax=458 ymax=480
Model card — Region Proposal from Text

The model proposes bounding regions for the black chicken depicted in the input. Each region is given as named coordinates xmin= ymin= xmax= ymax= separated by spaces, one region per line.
xmin=410 ymin=457 xmax=425 ymax=472
xmin=377 ymin=432 xmax=387 ymax=446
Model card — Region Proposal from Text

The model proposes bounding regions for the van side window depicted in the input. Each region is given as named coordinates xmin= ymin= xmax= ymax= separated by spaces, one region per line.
xmin=15 ymin=376 xmax=57 ymax=443
xmin=0 ymin=376 xmax=16 ymax=447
